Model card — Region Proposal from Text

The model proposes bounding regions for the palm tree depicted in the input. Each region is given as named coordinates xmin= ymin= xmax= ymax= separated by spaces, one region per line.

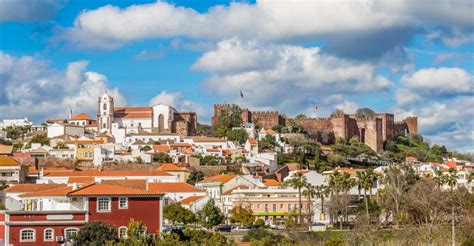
xmin=303 ymin=183 xmax=317 ymax=224
xmin=338 ymin=172 xmax=355 ymax=227
xmin=444 ymin=167 xmax=458 ymax=191
xmin=356 ymin=171 xmax=364 ymax=197
xmin=315 ymin=184 xmax=330 ymax=221
xmin=434 ymin=169 xmax=445 ymax=189
xmin=283 ymin=172 xmax=308 ymax=224
xmin=365 ymin=168 xmax=378 ymax=196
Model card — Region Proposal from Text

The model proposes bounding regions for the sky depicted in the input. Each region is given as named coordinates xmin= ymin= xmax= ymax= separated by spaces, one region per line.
xmin=0 ymin=0 xmax=473 ymax=152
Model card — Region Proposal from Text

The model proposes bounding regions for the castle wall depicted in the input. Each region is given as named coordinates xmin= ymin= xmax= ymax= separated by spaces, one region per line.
xmin=405 ymin=117 xmax=418 ymax=135
xmin=251 ymin=111 xmax=284 ymax=129
xmin=377 ymin=113 xmax=395 ymax=142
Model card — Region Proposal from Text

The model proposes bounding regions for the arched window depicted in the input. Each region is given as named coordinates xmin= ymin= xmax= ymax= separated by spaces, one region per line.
xmin=103 ymin=103 xmax=107 ymax=110
xmin=64 ymin=228 xmax=79 ymax=241
xmin=20 ymin=228 xmax=36 ymax=242
xmin=44 ymin=228 xmax=54 ymax=241
xmin=118 ymin=226 xmax=128 ymax=239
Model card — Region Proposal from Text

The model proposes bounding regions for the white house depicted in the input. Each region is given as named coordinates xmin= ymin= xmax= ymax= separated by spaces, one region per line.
xmin=47 ymin=123 xmax=85 ymax=139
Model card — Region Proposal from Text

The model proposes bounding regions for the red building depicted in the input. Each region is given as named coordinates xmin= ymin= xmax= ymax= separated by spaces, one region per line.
xmin=0 ymin=183 xmax=163 ymax=245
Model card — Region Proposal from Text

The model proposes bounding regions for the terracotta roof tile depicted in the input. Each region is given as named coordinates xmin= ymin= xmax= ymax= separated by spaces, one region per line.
xmin=4 ymin=184 xmax=67 ymax=193
xmin=44 ymin=169 xmax=173 ymax=177
xmin=179 ymin=195 xmax=205 ymax=204
xmin=157 ymin=163 xmax=183 ymax=172
xmin=71 ymin=113 xmax=94 ymax=121
xmin=223 ymin=185 xmax=249 ymax=195
xmin=248 ymin=138 xmax=257 ymax=145
xmin=263 ymin=179 xmax=280 ymax=186
xmin=114 ymin=107 xmax=152 ymax=119
xmin=68 ymin=176 xmax=95 ymax=184
xmin=193 ymin=138 xmax=226 ymax=143
xmin=153 ymin=145 xmax=170 ymax=152
xmin=197 ymin=174 xmax=236 ymax=184
xmin=0 ymin=155 xmax=20 ymax=166
xmin=102 ymin=179 xmax=147 ymax=189
xmin=68 ymin=183 xmax=163 ymax=196
xmin=206 ymin=148 xmax=220 ymax=153
xmin=148 ymin=182 xmax=203 ymax=193
xmin=0 ymin=144 xmax=14 ymax=155
xmin=20 ymin=186 xmax=73 ymax=197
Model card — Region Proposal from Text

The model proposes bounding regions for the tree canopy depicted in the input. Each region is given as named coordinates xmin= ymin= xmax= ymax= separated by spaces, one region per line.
xmin=198 ymin=199 xmax=224 ymax=228
xmin=164 ymin=203 xmax=196 ymax=225
xmin=75 ymin=221 xmax=117 ymax=245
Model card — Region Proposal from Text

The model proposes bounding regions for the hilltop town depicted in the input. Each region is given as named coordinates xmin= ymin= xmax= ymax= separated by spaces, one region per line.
xmin=0 ymin=92 xmax=472 ymax=245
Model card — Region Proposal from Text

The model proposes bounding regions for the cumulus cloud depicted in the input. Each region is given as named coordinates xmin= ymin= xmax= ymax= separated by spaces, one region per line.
xmin=149 ymin=91 xmax=207 ymax=120
xmin=58 ymin=0 xmax=473 ymax=54
xmin=192 ymin=39 xmax=390 ymax=113
xmin=401 ymin=67 xmax=474 ymax=95
xmin=394 ymin=96 xmax=474 ymax=151
xmin=0 ymin=0 xmax=62 ymax=23
xmin=0 ymin=51 xmax=126 ymax=122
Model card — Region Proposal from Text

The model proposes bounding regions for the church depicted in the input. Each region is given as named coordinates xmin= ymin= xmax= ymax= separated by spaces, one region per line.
xmin=97 ymin=92 xmax=197 ymax=139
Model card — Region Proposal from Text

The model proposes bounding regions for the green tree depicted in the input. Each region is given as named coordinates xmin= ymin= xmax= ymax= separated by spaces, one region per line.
xmin=198 ymin=199 xmax=224 ymax=228
xmin=164 ymin=203 xmax=197 ymax=225
xmin=254 ymin=218 xmax=265 ymax=227
xmin=187 ymin=170 xmax=205 ymax=185
xmin=444 ymin=167 xmax=458 ymax=190
xmin=215 ymin=105 xmax=242 ymax=136
xmin=258 ymin=135 xmax=277 ymax=151
xmin=121 ymin=219 xmax=148 ymax=245
xmin=303 ymin=183 xmax=317 ymax=224
xmin=283 ymin=172 xmax=308 ymax=224
xmin=140 ymin=145 xmax=151 ymax=152
xmin=153 ymin=152 xmax=171 ymax=163
xmin=226 ymin=128 xmax=248 ymax=145
xmin=230 ymin=206 xmax=255 ymax=226
xmin=355 ymin=108 xmax=376 ymax=118
xmin=30 ymin=134 xmax=49 ymax=145
xmin=314 ymin=184 xmax=331 ymax=221
xmin=75 ymin=221 xmax=117 ymax=245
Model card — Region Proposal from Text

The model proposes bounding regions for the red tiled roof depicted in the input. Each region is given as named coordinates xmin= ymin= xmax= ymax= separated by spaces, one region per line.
xmin=153 ymin=145 xmax=170 ymax=152
xmin=265 ymin=129 xmax=278 ymax=135
xmin=193 ymin=138 xmax=226 ymax=143
xmin=148 ymin=182 xmax=203 ymax=193
xmin=114 ymin=107 xmax=152 ymax=119
xmin=0 ymin=144 xmax=14 ymax=155
xmin=170 ymin=143 xmax=192 ymax=147
xmin=68 ymin=183 xmax=163 ymax=196
xmin=43 ymin=169 xmax=173 ymax=177
xmin=263 ymin=179 xmax=280 ymax=186
xmin=20 ymin=186 xmax=73 ymax=197
xmin=207 ymin=148 xmax=220 ymax=153
xmin=444 ymin=161 xmax=457 ymax=168
xmin=223 ymin=149 xmax=233 ymax=155
xmin=248 ymin=138 xmax=257 ymax=145
xmin=102 ymin=179 xmax=147 ymax=189
xmin=71 ymin=113 xmax=94 ymax=121
xmin=0 ymin=155 xmax=20 ymax=166
xmin=223 ymin=185 xmax=249 ymax=195
xmin=68 ymin=176 xmax=94 ymax=184
xmin=179 ymin=195 xmax=205 ymax=204
xmin=197 ymin=174 xmax=236 ymax=184
xmin=4 ymin=184 xmax=67 ymax=193
xmin=157 ymin=163 xmax=183 ymax=172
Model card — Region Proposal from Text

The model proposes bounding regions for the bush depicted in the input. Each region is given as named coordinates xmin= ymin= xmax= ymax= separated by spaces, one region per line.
xmin=75 ymin=221 xmax=116 ymax=245
xmin=242 ymin=228 xmax=274 ymax=242
xmin=254 ymin=219 xmax=265 ymax=228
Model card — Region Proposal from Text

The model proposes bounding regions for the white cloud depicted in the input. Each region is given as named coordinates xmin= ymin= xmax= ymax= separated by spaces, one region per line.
xmin=0 ymin=51 xmax=125 ymax=122
xmin=149 ymin=91 xmax=207 ymax=120
xmin=59 ymin=0 xmax=473 ymax=49
xmin=192 ymin=39 xmax=390 ymax=113
xmin=0 ymin=0 xmax=61 ymax=22
xmin=400 ymin=67 xmax=473 ymax=98
xmin=394 ymin=96 xmax=474 ymax=151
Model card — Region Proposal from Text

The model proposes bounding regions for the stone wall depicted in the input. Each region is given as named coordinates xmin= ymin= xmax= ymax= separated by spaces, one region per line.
xmin=251 ymin=111 xmax=285 ymax=129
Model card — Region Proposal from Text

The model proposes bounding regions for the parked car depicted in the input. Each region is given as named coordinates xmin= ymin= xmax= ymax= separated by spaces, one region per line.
xmin=215 ymin=225 xmax=232 ymax=232
xmin=232 ymin=226 xmax=249 ymax=231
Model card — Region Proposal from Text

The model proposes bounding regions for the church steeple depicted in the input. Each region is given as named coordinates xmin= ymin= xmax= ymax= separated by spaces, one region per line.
xmin=98 ymin=91 xmax=114 ymax=133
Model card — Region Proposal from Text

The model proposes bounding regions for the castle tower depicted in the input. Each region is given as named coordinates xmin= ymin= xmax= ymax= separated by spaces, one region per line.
xmin=98 ymin=91 xmax=114 ymax=133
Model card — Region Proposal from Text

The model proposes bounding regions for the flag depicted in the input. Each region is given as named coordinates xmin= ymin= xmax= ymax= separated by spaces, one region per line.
xmin=240 ymin=90 xmax=244 ymax=98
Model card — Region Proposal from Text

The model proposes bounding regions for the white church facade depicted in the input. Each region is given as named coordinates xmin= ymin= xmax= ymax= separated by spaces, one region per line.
xmin=97 ymin=92 xmax=197 ymax=143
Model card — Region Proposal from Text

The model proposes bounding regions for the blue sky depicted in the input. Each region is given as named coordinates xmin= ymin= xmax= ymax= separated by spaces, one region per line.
xmin=0 ymin=0 xmax=473 ymax=151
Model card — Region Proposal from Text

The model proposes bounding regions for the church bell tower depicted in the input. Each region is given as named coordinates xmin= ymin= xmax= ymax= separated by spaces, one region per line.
xmin=98 ymin=91 xmax=114 ymax=133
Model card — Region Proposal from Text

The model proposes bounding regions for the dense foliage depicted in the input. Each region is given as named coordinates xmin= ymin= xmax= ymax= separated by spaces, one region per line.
xmin=164 ymin=203 xmax=196 ymax=225
xmin=197 ymin=199 xmax=224 ymax=228
xmin=75 ymin=221 xmax=117 ymax=245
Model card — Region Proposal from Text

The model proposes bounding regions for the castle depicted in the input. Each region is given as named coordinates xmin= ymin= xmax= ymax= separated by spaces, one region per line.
xmin=212 ymin=104 xmax=418 ymax=152
xmin=98 ymin=92 xmax=197 ymax=137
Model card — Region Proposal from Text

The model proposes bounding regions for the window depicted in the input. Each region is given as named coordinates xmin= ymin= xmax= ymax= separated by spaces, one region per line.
xmin=44 ymin=228 xmax=54 ymax=241
xmin=64 ymin=228 xmax=79 ymax=241
xmin=257 ymin=204 xmax=261 ymax=209
xmin=273 ymin=204 xmax=276 ymax=212
xmin=119 ymin=197 xmax=128 ymax=209
xmin=103 ymin=103 xmax=107 ymax=110
xmin=280 ymin=204 xmax=284 ymax=209
xmin=118 ymin=227 xmax=128 ymax=239
xmin=20 ymin=229 xmax=35 ymax=242
xmin=97 ymin=197 xmax=111 ymax=212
